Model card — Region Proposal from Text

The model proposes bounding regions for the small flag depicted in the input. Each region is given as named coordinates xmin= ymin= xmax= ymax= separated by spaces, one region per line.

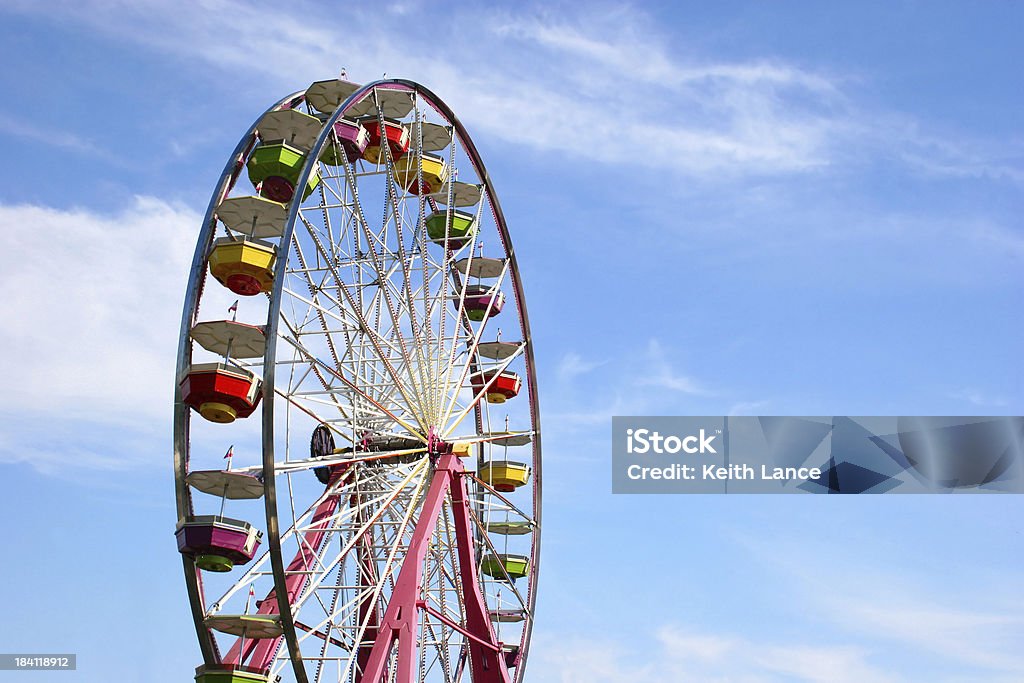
xmin=228 ymin=300 xmax=238 ymax=320
xmin=249 ymin=584 xmax=255 ymax=598
xmin=224 ymin=445 xmax=234 ymax=459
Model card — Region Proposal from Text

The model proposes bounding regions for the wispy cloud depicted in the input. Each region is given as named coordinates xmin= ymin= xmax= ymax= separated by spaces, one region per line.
xmin=637 ymin=339 xmax=711 ymax=395
xmin=529 ymin=535 xmax=1024 ymax=683
xmin=481 ymin=10 xmax=849 ymax=173
xmin=840 ymin=600 xmax=1024 ymax=673
xmin=889 ymin=121 xmax=1024 ymax=184
xmin=546 ymin=393 xmax=645 ymax=430
xmin=947 ymin=388 xmax=1009 ymax=409
xmin=531 ymin=625 xmax=899 ymax=683
xmin=556 ymin=350 xmax=606 ymax=383
xmin=0 ymin=197 xmax=199 ymax=455
xmin=733 ymin=533 xmax=1024 ymax=679
xmin=0 ymin=112 xmax=127 ymax=165
xmin=8 ymin=0 xmax=1014 ymax=182
xmin=728 ymin=400 xmax=771 ymax=416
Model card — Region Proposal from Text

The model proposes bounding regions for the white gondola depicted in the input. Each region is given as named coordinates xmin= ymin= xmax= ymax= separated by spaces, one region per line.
xmin=455 ymin=257 xmax=506 ymax=279
xmin=190 ymin=320 xmax=266 ymax=359
xmin=216 ymin=195 xmax=288 ymax=239
xmin=186 ymin=470 xmax=265 ymax=499
xmin=255 ymin=109 xmax=324 ymax=152
xmin=205 ymin=614 xmax=283 ymax=639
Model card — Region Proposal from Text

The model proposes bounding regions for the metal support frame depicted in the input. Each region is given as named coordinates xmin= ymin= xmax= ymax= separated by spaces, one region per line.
xmin=223 ymin=491 xmax=342 ymax=670
xmin=359 ymin=453 xmax=510 ymax=683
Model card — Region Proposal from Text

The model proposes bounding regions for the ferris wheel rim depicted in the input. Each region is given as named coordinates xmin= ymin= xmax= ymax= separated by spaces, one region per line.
xmin=174 ymin=88 xmax=306 ymax=665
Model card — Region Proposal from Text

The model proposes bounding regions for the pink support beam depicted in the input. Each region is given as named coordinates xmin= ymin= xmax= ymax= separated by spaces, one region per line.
xmin=359 ymin=453 xmax=510 ymax=683
xmin=358 ymin=454 xmax=455 ymax=683
xmin=355 ymin=490 xmax=383 ymax=683
xmin=223 ymin=491 xmax=342 ymax=670
xmin=449 ymin=462 xmax=513 ymax=683
xmin=220 ymin=454 xmax=511 ymax=683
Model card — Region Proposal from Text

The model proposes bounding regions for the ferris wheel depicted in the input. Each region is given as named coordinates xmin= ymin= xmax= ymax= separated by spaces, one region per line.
xmin=172 ymin=77 xmax=541 ymax=683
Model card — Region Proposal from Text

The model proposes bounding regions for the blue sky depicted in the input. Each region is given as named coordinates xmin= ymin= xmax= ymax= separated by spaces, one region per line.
xmin=0 ymin=1 xmax=1022 ymax=681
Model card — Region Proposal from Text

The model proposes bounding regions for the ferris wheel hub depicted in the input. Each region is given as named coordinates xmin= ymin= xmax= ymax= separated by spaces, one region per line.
xmin=425 ymin=427 xmax=454 ymax=456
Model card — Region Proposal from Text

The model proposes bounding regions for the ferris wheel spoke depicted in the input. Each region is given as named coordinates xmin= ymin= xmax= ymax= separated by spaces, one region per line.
xmin=300 ymin=254 xmax=428 ymax=433
xmin=269 ymin=383 xmax=359 ymax=441
xmin=290 ymin=217 xmax=356 ymax=373
xmin=441 ymin=340 xmax=525 ymax=440
xmin=277 ymin=329 xmax=425 ymax=439
xmin=280 ymin=284 xmax=412 ymax=386
xmin=328 ymin=145 xmax=435 ymax=432
xmin=207 ymin=472 xmax=350 ymax=618
xmin=248 ymin=462 xmax=429 ymax=676
xmin=467 ymin=477 xmax=534 ymax=526
xmin=340 ymin=459 xmax=434 ymax=683
xmin=376 ymin=106 xmax=442 ymax=427
xmin=434 ymin=198 xmax=492 ymax=422
xmin=287 ymin=464 xmax=430 ymax=654
xmin=430 ymin=503 xmax=465 ymax=683
xmin=439 ymin=260 xmax=516 ymax=435
xmin=277 ymin=294 xmax=357 ymax=423
xmin=252 ymin=447 xmax=429 ymax=477
xmin=464 ymin=508 xmax=529 ymax=611
xmin=280 ymin=286 xmax=357 ymax=332
xmin=358 ymin=455 xmax=477 ymax=683
xmin=431 ymin=127 xmax=462 ymax=407
xmin=341 ymin=193 xmax=434 ymax=431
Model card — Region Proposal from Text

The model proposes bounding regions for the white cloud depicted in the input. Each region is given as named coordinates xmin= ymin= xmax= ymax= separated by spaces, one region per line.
xmin=841 ymin=601 xmax=1024 ymax=673
xmin=529 ymin=597 xmax=1024 ymax=683
xmin=888 ymin=120 xmax=1024 ymax=184
xmin=6 ymin=1 xmax=1017 ymax=185
xmin=0 ymin=1 xmax=866 ymax=178
xmin=0 ymin=196 xmax=199 ymax=467
xmin=541 ymin=339 xmax=721 ymax=445
xmin=556 ymin=350 xmax=606 ymax=383
xmin=0 ymin=112 xmax=127 ymax=165
xmin=732 ymin=534 xmax=1024 ymax=680
xmin=947 ymin=388 xmax=1009 ymax=408
xmin=530 ymin=625 xmax=898 ymax=683
xmin=637 ymin=339 xmax=710 ymax=395
xmin=545 ymin=394 xmax=645 ymax=431
xmin=488 ymin=9 xmax=681 ymax=85
xmin=746 ymin=642 xmax=899 ymax=683
xmin=480 ymin=11 xmax=848 ymax=173
xmin=728 ymin=400 xmax=771 ymax=416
